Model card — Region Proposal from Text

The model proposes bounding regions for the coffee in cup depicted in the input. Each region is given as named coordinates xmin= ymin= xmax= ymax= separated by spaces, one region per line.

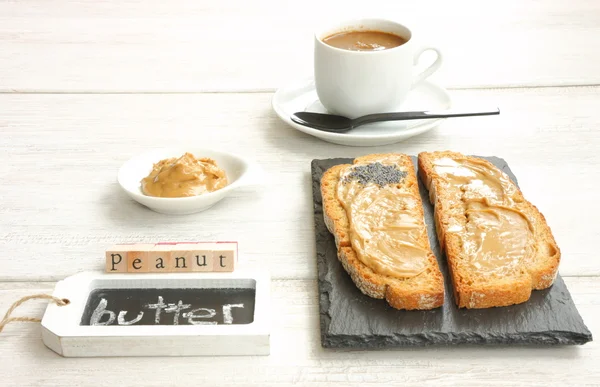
xmin=322 ymin=30 xmax=408 ymax=51
xmin=314 ymin=19 xmax=443 ymax=118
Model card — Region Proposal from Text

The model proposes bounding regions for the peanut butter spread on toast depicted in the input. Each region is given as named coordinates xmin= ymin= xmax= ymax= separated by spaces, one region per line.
xmin=432 ymin=157 xmax=535 ymax=276
xmin=336 ymin=156 xmax=430 ymax=278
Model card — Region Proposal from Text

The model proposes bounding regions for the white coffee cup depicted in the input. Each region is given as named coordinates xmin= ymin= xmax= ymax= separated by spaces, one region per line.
xmin=314 ymin=19 xmax=443 ymax=118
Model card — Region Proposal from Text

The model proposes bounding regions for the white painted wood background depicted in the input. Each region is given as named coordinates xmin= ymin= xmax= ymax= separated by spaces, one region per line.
xmin=1 ymin=0 xmax=599 ymax=91
xmin=0 ymin=0 xmax=598 ymax=385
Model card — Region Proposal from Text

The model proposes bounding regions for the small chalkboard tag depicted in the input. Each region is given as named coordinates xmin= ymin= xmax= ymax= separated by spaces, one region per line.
xmin=41 ymin=271 xmax=269 ymax=357
xmin=81 ymin=288 xmax=255 ymax=326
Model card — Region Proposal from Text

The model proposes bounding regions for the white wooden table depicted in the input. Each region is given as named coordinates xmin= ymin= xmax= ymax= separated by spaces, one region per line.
xmin=1 ymin=1 xmax=599 ymax=385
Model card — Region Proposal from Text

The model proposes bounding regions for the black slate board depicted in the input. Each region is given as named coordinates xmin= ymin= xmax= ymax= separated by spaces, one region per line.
xmin=311 ymin=156 xmax=593 ymax=348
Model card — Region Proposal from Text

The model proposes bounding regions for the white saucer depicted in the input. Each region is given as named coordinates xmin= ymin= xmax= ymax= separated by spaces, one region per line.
xmin=272 ymin=79 xmax=452 ymax=147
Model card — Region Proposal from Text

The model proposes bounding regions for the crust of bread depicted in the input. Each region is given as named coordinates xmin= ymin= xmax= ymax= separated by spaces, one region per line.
xmin=418 ymin=151 xmax=561 ymax=309
xmin=320 ymin=154 xmax=444 ymax=310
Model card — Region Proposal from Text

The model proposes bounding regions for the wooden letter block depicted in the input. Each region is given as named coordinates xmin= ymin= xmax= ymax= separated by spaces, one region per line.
xmin=212 ymin=242 xmax=237 ymax=272
xmin=105 ymin=245 xmax=130 ymax=273
xmin=170 ymin=245 xmax=195 ymax=273
xmin=148 ymin=245 xmax=173 ymax=273
xmin=189 ymin=246 xmax=214 ymax=273
xmin=126 ymin=244 xmax=154 ymax=273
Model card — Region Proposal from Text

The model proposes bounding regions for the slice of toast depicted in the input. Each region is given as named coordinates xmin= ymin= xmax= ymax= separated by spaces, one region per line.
xmin=321 ymin=154 xmax=444 ymax=310
xmin=418 ymin=151 xmax=560 ymax=309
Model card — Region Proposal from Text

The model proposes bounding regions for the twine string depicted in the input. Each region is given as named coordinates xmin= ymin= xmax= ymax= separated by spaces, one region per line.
xmin=0 ymin=294 xmax=69 ymax=333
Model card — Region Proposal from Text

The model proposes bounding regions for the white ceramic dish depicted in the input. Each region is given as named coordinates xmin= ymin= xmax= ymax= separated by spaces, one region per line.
xmin=272 ymin=78 xmax=452 ymax=147
xmin=118 ymin=148 xmax=263 ymax=215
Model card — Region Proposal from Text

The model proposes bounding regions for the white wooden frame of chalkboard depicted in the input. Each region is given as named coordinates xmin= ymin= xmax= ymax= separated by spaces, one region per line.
xmin=41 ymin=271 xmax=270 ymax=357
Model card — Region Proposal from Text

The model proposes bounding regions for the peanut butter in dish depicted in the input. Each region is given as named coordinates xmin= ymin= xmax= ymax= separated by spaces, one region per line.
xmin=141 ymin=153 xmax=228 ymax=198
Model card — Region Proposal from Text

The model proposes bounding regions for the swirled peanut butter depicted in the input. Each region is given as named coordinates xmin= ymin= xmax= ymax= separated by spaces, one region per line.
xmin=336 ymin=156 xmax=430 ymax=278
xmin=141 ymin=153 xmax=228 ymax=198
xmin=432 ymin=157 xmax=535 ymax=276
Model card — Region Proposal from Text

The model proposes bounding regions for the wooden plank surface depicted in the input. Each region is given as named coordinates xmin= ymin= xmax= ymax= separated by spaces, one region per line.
xmin=1 ymin=87 xmax=599 ymax=281
xmin=0 ymin=278 xmax=597 ymax=386
xmin=1 ymin=0 xmax=599 ymax=92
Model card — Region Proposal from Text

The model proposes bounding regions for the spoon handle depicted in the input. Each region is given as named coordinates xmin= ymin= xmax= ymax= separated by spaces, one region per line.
xmin=353 ymin=108 xmax=500 ymax=127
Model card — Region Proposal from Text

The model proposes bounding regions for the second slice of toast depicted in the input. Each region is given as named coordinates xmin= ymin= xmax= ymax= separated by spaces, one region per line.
xmin=418 ymin=151 xmax=561 ymax=309
xmin=321 ymin=154 xmax=444 ymax=310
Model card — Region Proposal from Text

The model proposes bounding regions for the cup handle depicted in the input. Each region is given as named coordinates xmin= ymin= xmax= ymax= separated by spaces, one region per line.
xmin=412 ymin=46 xmax=443 ymax=88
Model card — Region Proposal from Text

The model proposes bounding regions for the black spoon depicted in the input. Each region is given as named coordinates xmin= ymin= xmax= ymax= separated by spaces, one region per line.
xmin=291 ymin=108 xmax=500 ymax=133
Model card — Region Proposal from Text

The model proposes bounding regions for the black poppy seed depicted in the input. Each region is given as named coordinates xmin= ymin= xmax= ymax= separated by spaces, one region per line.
xmin=343 ymin=162 xmax=407 ymax=186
